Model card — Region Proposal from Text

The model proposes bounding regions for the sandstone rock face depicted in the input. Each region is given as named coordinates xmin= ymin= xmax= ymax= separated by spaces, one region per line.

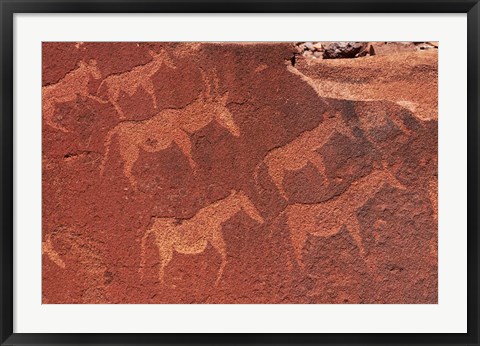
xmin=42 ymin=42 xmax=438 ymax=304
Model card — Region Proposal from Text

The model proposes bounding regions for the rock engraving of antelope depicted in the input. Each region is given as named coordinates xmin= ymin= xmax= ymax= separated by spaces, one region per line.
xmin=254 ymin=111 xmax=356 ymax=200
xmin=42 ymin=59 xmax=102 ymax=132
xmin=100 ymin=70 xmax=240 ymax=189
xmin=279 ymin=163 xmax=406 ymax=269
xmin=96 ymin=50 xmax=175 ymax=119
xmin=140 ymin=190 xmax=264 ymax=286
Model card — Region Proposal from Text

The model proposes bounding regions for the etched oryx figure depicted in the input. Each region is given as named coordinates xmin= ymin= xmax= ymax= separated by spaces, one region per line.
xmin=96 ymin=50 xmax=175 ymax=119
xmin=140 ymin=190 xmax=264 ymax=286
xmin=42 ymin=59 xmax=102 ymax=132
xmin=100 ymin=69 xmax=240 ymax=189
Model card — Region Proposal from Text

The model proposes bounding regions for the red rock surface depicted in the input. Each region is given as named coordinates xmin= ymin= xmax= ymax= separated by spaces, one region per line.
xmin=42 ymin=42 xmax=438 ymax=304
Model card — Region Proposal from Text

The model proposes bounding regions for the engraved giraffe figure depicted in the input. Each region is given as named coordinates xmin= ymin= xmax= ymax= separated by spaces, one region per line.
xmin=256 ymin=64 xmax=416 ymax=201
xmin=96 ymin=50 xmax=175 ymax=119
xmin=140 ymin=190 xmax=264 ymax=286
xmin=280 ymin=163 xmax=406 ymax=269
xmin=100 ymin=70 xmax=240 ymax=189
xmin=254 ymin=110 xmax=356 ymax=200
xmin=42 ymin=59 xmax=102 ymax=132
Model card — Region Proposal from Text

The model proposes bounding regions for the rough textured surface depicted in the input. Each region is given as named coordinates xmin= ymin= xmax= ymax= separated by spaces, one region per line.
xmin=42 ymin=42 xmax=438 ymax=304
xmin=295 ymin=41 xmax=438 ymax=59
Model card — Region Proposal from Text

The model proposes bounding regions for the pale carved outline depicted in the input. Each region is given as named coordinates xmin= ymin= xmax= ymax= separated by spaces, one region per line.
xmin=100 ymin=69 xmax=240 ymax=189
xmin=261 ymin=63 xmax=435 ymax=270
xmin=280 ymin=163 xmax=406 ymax=269
xmin=96 ymin=50 xmax=176 ymax=119
xmin=42 ymin=228 xmax=108 ymax=303
xmin=139 ymin=190 xmax=264 ymax=286
xmin=42 ymin=59 xmax=103 ymax=132
xmin=256 ymin=62 xmax=417 ymax=202
xmin=254 ymin=109 xmax=357 ymax=200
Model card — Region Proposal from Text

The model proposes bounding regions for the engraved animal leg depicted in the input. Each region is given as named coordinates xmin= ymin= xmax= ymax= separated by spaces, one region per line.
xmin=267 ymin=160 xmax=289 ymax=201
xmin=112 ymin=100 xmax=125 ymax=119
xmin=158 ymin=246 xmax=173 ymax=285
xmin=108 ymin=88 xmax=125 ymax=119
xmin=214 ymin=108 xmax=240 ymax=137
xmin=307 ymin=152 xmax=329 ymax=185
xmin=142 ymin=80 xmax=158 ymax=109
xmin=286 ymin=208 xmax=309 ymax=270
xmin=174 ymin=130 xmax=198 ymax=172
xmin=209 ymin=228 xmax=227 ymax=286
xmin=86 ymin=94 xmax=110 ymax=105
xmin=139 ymin=229 xmax=153 ymax=279
xmin=346 ymin=216 xmax=365 ymax=258
xmin=290 ymin=228 xmax=308 ymax=270
xmin=123 ymin=147 xmax=140 ymax=190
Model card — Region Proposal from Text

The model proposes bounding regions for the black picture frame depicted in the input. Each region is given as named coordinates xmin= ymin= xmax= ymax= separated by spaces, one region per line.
xmin=1 ymin=0 xmax=478 ymax=345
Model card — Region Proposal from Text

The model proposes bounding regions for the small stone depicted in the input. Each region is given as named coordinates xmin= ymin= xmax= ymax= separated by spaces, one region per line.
xmin=304 ymin=42 xmax=315 ymax=51
xmin=313 ymin=51 xmax=323 ymax=58
xmin=313 ymin=42 xmax=323 ymax=51
xmin=297 ymin=43 xmax=306 ymax=52
xmin=323 ymin=42 xmax=368 ymax=59
xmin=417 ymin=43 xmax=435 ymax=50
xmin=303 ymin=50 xmax=313 ymax=58
xmin=368 ymin=42 xmax=416 ymax=56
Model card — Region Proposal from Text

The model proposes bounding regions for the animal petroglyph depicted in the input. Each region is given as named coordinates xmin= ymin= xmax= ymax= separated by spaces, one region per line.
xmin=100 ymin=69 xmax=239 ymax=189
xmin=140 ymin=190 xmax=264 ymax=286
xmin=256 ymin=63 xmax=419 ymax=201
xmin=280 ymin=164 xmax=406 ymax=268
xmin=42 ymin=228 xmax=108 ymax=303
xmin=96 ymin=50 xmax=175 ymax=119
xmin=42 ymin=59 xmax=102 ymax=132
xmin=254 ymin=110 xmax=356 ymax=200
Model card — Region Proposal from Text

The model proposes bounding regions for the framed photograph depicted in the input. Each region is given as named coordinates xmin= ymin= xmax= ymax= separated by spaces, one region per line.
xmin=1 ymin=0 xmax=479 ymax=345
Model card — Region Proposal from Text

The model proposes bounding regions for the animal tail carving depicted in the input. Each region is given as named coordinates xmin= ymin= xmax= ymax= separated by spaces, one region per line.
xmin=99 ymin=127 xmax=118 ymax=175
xmin=271 ymin=207 xmax=305 ymax=272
